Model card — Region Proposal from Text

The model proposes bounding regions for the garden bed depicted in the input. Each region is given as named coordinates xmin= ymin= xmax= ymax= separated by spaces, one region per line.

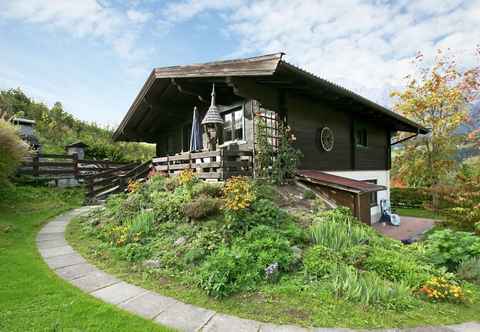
xmin=67 ymin=173 xmax=480 ymax=329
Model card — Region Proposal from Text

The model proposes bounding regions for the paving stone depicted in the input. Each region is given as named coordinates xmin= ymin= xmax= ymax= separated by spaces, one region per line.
xmin=203 ymin=314 xmax=260 ymax=332
xmin=398 ymin=327 xmax=453 ymax=332
xmin=55 ymin=262 xmax=97 ymax=280
xmin=91 ymin=282 xmax=146 ymax=305
xmin=154 ymin=301 xmax=215 ymax=332
xmin=45 ymin=253 xmax=85 ymax=269
xmin=448 ymin=322 xmax=480 ymax=332
xmin=39 ymin=245 xmax=75 ymax=258
xmin=37 ymin=238 xmax=68 ymax=249
xmin=260 ymin=323 xmax=312 ymax=332
xmin=70 ymin=270 xmax=120 ymax=293
xmin=119 ymin=291 xmax=177 ymax=319
xmin=37 ymin=232 xmax=64 ymax=242
xmin=312 ymin=328 xmax=356 ymax=332
xmin=38 ymin=225 xmax=67 ymax=234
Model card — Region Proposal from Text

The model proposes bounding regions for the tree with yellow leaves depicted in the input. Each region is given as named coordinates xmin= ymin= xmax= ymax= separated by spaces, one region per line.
xmin=391 ymin=49 xmax=480 ymax=192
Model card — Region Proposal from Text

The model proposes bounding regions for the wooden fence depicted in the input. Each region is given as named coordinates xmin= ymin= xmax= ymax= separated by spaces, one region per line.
xmin=18 ymin=153 xmax=136 ymax=179
xmin=85 ymin=160 xmax=151 ymax=200
xmin=18 ymin=148 xmax=254 ymax=201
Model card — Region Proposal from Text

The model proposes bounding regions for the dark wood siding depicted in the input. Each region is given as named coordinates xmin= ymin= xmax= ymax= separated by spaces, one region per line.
xmin=287 ymin=94 xmax=390 ymax=171
xmin=287 ymin=95 xmax=352 ymax=170
xmin=354 ymin=120 xmax=389 ymax=170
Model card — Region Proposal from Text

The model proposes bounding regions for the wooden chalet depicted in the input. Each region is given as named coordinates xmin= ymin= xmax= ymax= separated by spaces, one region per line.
xmin=113 ymin=53 xmax=427 ymax=224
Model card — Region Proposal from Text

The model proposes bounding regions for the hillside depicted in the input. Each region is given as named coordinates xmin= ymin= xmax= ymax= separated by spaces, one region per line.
xmin=0 ymin=88 xmax=154 ymax=161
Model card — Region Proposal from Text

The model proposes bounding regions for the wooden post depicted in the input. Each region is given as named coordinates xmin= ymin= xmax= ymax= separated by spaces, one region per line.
xmin=72 ymin=153 xmax=79 ymax=178
xmin=87 ymin=176 xmax=94 ymax=199
xmin=166 ymin=156 xmax=170 ymax=176
xmin=32 ymin=154 xmax=39 ymax=177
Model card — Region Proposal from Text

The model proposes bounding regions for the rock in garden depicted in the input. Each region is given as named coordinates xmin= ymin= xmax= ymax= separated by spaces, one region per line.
xmin=174 ymin=236 xmax=187 ymax=246
xmin=142 ymin=259 xmax=161 ymax=269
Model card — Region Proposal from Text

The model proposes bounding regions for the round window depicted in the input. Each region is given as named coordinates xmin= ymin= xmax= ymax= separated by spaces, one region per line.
xmin=317 ymin=127 xmax=334 ymax=152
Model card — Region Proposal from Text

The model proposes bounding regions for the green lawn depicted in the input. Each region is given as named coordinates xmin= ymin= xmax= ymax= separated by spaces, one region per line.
xmin=0 ymin=185 xmax=173 ymax=332
xmin=394 ymin=207 xmax=444 ymax=220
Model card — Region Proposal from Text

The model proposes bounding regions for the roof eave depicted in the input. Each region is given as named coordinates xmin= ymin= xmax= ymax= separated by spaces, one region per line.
xmin=276 ymin=61 xmax=428 ymax=134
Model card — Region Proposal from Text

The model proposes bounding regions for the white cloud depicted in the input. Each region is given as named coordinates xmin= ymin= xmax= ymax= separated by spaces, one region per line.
xmin=160 ymin=0 xmax=480 ymax=107
xmin=127 ymin=9 xmax=152 ymax=24
xmin=0 ymin=0 xmax=152 ymax=76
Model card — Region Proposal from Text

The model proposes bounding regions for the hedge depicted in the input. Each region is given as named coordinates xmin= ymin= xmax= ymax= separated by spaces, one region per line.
xmin=391 ymin=188 xmax=431 ymax=208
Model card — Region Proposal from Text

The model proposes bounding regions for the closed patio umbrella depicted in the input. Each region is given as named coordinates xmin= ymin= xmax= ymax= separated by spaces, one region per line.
xmin=190 ymin=106 xmax=203 ymax=151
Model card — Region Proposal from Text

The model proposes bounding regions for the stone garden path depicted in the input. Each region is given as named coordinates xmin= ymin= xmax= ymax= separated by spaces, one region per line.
xmin=37 ymin=207 xmax=479 ymax=332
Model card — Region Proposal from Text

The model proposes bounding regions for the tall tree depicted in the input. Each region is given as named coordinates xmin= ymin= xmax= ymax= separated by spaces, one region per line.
xmin=391 ymin=49 xmax=480 ymax=190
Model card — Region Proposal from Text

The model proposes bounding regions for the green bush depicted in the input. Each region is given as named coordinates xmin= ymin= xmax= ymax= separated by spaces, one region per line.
xmin=197 ymin=246 xmax=257 ymax=298
xmin=0 ymin=119 xmax=28 ymax=186
xmin=278 ymin=220 xmax=309 ymax=246
xmin=339 ymin=245 xmax=370 ymax=266
xmin=151 ymin=190 xmax=187 ymax=223
xmin=240 ymin=225 xmax=294 ymax=272
xmin=426 ymin=229 xmax=480 ymax=271
xmin=183 ymin=248 xmax=206 ymax=266
xmin=303 ymin=189 xmax=316 ymax=200
xmin=304 ymin=245 xmax=340 ymax=279
xmin=391 ymin=187 xmax=431 ymax=208
xmin=363 ymin=247 xmax=431 ymax=287
xmin=331 ymin=265 xmax=414 ymax=310
xmin=164 ymin=176 xmax=180 ymax=191
xmin=144 ymin=174 xmax=167 ymax=194
xmin=117 ymin=243 xmax=152 ymax=262
xmin=184 ymin=196 xmax=222 ymax=220
xmin=191 ymin=182 xmax=223 ymax=198
xmin=246 ymin=199 xmax=288 ymax=227
xmin=197 ymin=225 xmax=295 ymax=297
xmin=456 ymin=257 xmax=480 ymax=284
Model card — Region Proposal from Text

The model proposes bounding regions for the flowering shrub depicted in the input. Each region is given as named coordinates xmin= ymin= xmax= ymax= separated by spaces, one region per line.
xmin=418 ymin=277 xmax=467 ymax=303
xmin=178 ymin=169 xmax=197 ymax=187
xmin=222 ymin=176 xmax=255 ymax=211
xmin=127 ymin=180 xmax=142 ymax=193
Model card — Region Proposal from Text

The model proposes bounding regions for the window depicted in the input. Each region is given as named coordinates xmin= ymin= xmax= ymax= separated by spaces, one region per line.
xmin=222 ymin=108 xmax=244 ymax=143
xmin=356 ymin=128 xmax=368 ymax=147
xmin=365 ymin=179 xmax=378 ymax=207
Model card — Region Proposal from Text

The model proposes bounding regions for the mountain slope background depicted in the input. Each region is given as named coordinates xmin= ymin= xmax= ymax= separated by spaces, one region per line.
xmin=0 ymin=88 xmax=154 ymax=161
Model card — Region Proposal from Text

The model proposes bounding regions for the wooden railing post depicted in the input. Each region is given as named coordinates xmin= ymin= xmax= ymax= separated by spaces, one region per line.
xmin=32 ymin=154 xmax=39 ymax=178
xmin=87 ymin=176 xmax=94 ymax=199
xmin=72 ymin=153 xmax=79 ymax=178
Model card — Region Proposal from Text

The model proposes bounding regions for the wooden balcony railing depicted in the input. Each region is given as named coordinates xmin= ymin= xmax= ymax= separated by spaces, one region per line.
xmin=151 ymin=148 xmax=253 ymax=180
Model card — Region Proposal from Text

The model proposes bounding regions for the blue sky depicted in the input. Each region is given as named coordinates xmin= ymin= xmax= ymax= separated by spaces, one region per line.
xmin=0 ymin=0 xmax=479 ymax=127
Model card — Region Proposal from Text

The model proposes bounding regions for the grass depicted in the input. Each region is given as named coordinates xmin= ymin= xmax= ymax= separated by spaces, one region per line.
xmin=67 ymin=215 xmax=480 ymax=329
xmin=394 ymin=207 xmax=445 ymax=220
xmin=0 ymin=185 xmax=173 ymax=332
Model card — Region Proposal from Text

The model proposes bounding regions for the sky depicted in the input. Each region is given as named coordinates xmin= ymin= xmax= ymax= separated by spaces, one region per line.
xmin=0 ymin=0 xmax=479 ymax=127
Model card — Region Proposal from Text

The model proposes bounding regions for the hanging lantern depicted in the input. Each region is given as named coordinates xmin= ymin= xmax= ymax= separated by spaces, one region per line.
xmin=201 ymin=84 xmax=224 ymax=126
xmin=201 ymin=84 xmax=224 ymax=150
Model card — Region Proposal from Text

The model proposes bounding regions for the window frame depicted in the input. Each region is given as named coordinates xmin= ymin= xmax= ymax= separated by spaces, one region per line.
xmin=220 ymin=104 xmax=245 ymax=145
xmin=365 ymin=179 xmax=378 ymax=207
xmin=355 ymin=127 xmax=368 ymax=148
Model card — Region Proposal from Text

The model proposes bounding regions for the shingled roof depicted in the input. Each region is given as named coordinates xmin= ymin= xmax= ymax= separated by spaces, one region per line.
xmin=113 ymin=53 xmax=428 ymax=141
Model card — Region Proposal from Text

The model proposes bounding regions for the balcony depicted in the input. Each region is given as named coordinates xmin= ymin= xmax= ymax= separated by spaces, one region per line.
xmin=151 ymin=146 xmax=253 ymax=180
